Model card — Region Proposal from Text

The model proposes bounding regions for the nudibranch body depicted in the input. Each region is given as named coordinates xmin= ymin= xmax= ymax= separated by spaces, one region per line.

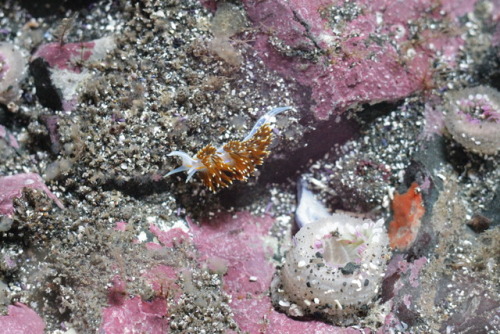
xmin=166 ymin=106 xmax=291 ymax=192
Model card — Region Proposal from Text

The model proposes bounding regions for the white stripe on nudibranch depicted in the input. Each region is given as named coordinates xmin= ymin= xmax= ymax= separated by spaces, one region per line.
xmin=242 ymin=106 xmax=291 ymax=142
xmin=165 ymin=151 xmax=207 ymax=182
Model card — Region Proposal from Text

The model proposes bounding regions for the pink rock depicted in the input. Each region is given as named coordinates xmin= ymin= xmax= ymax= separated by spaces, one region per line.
xmin=378 ymin=311 xmax=406 ymax=333
xmin=199 ymin=0 xmax=217 ymax=11
xmin=107 ymin=276 xmax=128 ymax=306
xmin=103 ymin=211 xmax=377 ymax=332
xmin=384 ymin=255 xmax=427 ymax=294
xmin=100 ymin=296 xmax=169 ymax=334
xmin=380 ymin=255 xmax=429 ymax=329
xmin=130 ymin=226 xmax=188 ymax=278
xmin=441 ymin=0 xmax=478 ymax=18
xmin=408 ymin=257 xmax=427 ymax=288
xmin=143 ymin=265 xmax=181 ymax=302
xmin=101 ymin=225 xmax=185 ymax=332
xmin=114 ymin=221 xmax=127 ymax=232
xmin=0 ymin=173 xmax=64 ymax=217
xmin=241 ymin=0 xmax=469 ymax=120
xmin=32 ymin=41 xmax=96 ymax=73
xmin=189 ymin=212 xmax=275 ymax=296
xmin=148 ymin=225 xmax=190 ymax=249
xmin=0 ymin=302 xmax=45 ymax=334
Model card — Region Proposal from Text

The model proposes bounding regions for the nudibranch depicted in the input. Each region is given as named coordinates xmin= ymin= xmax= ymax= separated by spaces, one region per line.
xmin=165 ymin=106 xmax=291 ymax=192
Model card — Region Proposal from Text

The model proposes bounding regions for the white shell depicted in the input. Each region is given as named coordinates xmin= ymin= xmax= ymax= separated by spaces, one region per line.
xmin=295 ymin=178 xmax=331 ymax=228
xmin=272 ymin=214 xmax=389 ymax=325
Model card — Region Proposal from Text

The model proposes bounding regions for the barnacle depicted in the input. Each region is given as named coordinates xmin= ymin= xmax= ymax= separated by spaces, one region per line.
xmin=166 ymin=106 xmax=291 ymax=191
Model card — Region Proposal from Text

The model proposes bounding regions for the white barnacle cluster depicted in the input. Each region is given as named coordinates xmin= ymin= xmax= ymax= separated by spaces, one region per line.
xmin=271 ymin=213 xmax=389 ymax=325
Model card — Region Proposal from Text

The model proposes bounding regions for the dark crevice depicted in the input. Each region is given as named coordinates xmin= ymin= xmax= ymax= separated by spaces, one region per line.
xmin=100 ymin=175 xmax=173 ymax=198
xmin=30 ymin=58 xmax=63 ymax=111
xmin=291 ymin=9 xmax=325 ymax=54
xmin=355 ymin=100 xmax=405 ymax=127
xmin=17 ymin=0 xmax=98 ymax=18
xmin=259 ymin=113 xmax=359 ymax=185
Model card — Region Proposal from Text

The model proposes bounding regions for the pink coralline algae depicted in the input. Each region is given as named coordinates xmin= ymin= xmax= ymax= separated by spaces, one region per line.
xmin=100 ymin=226 xmax=186 ymax=333
xmin=379 ymin=255 xmax=428 ymax=331
xmin=0 ymin=173 xmax=64 ymax=217
xmin=100 ymin=212 xmax=380 ymax=333
xmin=189 ymin=212 xmax=275 ymax=297
xmin=34 ymin=36 xmax=114 ymax=77
xmin=0 ymin=302 xmax=45 ymax=334
xmin=147 ymin=223 xmax=190 ymax=249
xmin=384 ymin=255 xmax=427 ymax=295
xmin=100 ymin=296 xmax=169 ymax=334
xmin=33 ymin=41 xmax=97 ymax=73
xmin=238 ymin=0 xmax=468 ymax=119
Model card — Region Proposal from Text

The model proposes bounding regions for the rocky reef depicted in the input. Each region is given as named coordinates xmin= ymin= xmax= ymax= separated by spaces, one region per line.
xmin=0 ymin=0 xmax=498 ymax=333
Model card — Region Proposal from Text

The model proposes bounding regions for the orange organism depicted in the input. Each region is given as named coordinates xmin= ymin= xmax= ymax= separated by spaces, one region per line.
xmin=165 ymin=107 xmax=290 ymax=192
xmin=388 ymin=182 xmax=425 ymax=250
